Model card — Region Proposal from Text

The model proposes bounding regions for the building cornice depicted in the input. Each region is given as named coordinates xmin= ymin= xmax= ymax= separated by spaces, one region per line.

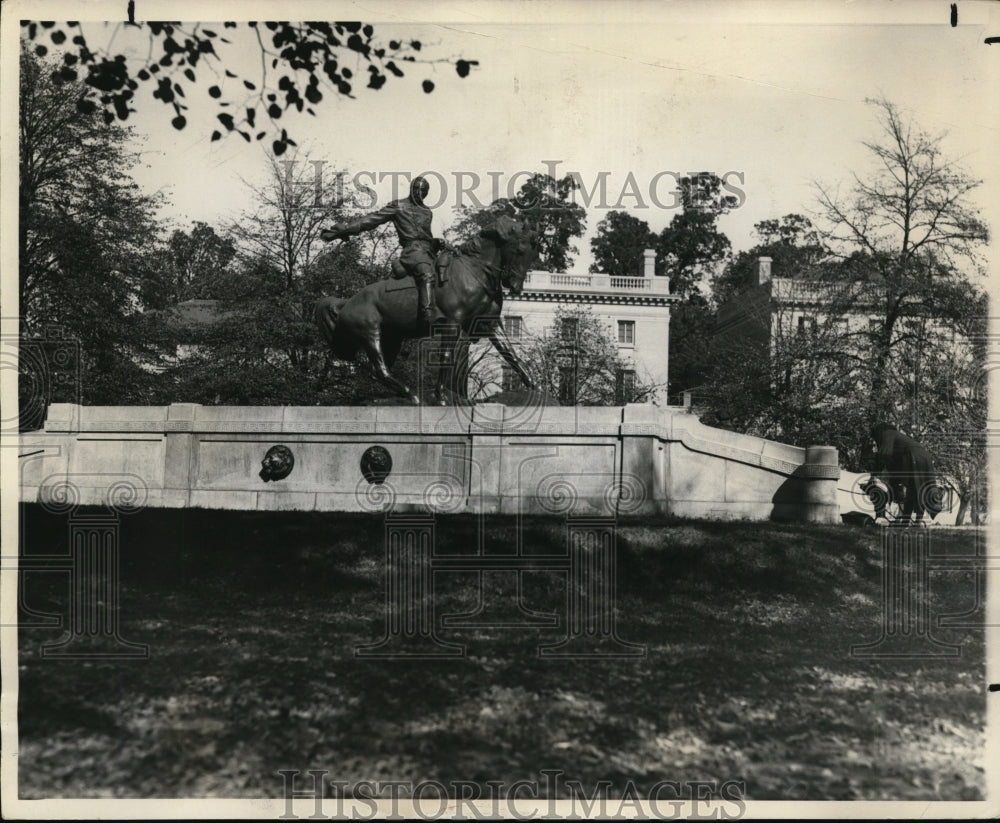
xmin=510 ymin=291 xmax=678 ymax=307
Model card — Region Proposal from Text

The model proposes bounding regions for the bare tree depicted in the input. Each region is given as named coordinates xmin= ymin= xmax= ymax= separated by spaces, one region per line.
xmin=707 ymin=99 xmax=989 ymax=514
xmin=813 ymin=97 xmax=988 ymax=420
xmin=229 ymin=155 xmax=347 ymax=289
xmin=222 ymin=154 xmax=359 ymax=376
xmin=471 ymin=306 xmax=661 ymax=405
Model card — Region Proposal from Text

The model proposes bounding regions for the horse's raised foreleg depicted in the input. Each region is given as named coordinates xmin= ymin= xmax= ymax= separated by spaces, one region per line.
xmin=362 ymin=334 xmax=419 ymax=404
xmin=488 ymin=328 xmax=535 ymax=389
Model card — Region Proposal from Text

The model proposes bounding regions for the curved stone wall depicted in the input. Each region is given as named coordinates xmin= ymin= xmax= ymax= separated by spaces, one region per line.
xmin=19 ymin=404 xmax=840 ymax=522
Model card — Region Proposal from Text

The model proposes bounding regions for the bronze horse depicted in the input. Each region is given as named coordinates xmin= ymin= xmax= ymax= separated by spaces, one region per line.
xmin=314 ymin=216 xmax=540 ymax=404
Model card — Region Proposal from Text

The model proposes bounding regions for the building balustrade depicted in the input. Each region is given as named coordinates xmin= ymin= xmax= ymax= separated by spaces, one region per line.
xmin=522 ymin=271 xmax=670 ymax=294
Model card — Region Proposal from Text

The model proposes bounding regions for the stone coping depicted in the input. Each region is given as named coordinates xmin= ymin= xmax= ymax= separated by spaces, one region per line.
xmin=35 ymin=404 xmax=816 ymax=478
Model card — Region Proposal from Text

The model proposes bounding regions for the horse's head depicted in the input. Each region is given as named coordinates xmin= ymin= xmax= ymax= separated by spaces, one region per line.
xmin=482 ymin=216 xmax=542 ymax=296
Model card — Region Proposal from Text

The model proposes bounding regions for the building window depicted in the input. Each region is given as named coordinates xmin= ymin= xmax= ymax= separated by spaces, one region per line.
xmin=616 ymin=369 xmax=637 ymax=404
xmin=502 ymin=365 xmax=520 ymax=392
xmin=617 ymin=320 xmax=635 ymax=345
xmin=560 ymin=317 xmax=578 ymax=341
xmin=505 ymin=316 xmax=523 ymax=339
xmin=797 ymin=316 xmax=816 ymax=336
xmin=558 ymin=366 xmax=576 ymax=405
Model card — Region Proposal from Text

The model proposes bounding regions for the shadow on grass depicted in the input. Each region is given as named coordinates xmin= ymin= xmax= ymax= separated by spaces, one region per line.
xmin=15 ymin=506 xmax=986 ymax=801
xmin=19 ymin=508 xmax=882 ymax=599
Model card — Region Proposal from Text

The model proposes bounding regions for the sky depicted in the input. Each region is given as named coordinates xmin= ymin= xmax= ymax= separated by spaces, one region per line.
xmin=5 ymin=0 xmax=1000 ymax=274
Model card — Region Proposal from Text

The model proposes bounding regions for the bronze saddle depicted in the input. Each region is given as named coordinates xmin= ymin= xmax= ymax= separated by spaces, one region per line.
xmin=385 ymin=248 xmax=453 ymax=292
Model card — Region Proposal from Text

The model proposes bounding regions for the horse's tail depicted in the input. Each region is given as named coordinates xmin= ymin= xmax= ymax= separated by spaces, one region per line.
xmin=314 ymin=295 xmax=359 ymax=360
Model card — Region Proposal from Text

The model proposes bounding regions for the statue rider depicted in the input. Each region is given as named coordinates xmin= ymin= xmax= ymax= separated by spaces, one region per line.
xmin=321 ymin=175 xmax=439 ymax=332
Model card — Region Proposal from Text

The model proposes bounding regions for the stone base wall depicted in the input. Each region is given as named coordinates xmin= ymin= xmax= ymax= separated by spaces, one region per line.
xmin=19 ymin=404 xmax=840 ymax=522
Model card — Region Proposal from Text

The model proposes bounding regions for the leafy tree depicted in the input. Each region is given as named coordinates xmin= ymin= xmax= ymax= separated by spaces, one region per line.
xmin=915 ymin=301 xmax=988 ymax=524
xmin=141 ymin=222 xmax=238 ymax=309
xmin=712 ymin=214 xmax=826 ymax=305
xmin=652 ymin=174 xmax=735 ymax=398
xmin=667 ymin=295 xmax=714 ymax=401
xmin=589 ymin=211 xmax=655 ymax=277
xmin=705 ymin=266 xmax=987 ymax=506
xmin=349 ymin=222 xmax=400 ymax=282
xmin=446 ymin=201 xmax=509 ymax=246
xmin=157 ymin=248 xmax=388 ymax=406
xmin=655 ymin=173 xmax=736 ymax=298
xmin=154 ymin=156 xmax=378 ymax=405
xmin=755 ymin=214 xmax=822 ymax=247
xmin=167 ymin=222 xmax=237 ymax=300
xmin=705 ymin=295 xmax=873 ymax=467
xmin=447 ymin=174 xmax=587 ymax=272
xmin=19 ymin=47 xmax=166 ymax=410
xmin=21 ymin=20 xmax=478 ymax=152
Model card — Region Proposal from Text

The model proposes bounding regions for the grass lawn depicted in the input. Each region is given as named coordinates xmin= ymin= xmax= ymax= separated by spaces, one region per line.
xmin=15 ymin=508 xmax=987 ymax=801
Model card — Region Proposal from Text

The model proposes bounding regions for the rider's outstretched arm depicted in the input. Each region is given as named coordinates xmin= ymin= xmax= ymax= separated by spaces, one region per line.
xmin=324 ymin=201 xmax=400 ymax=240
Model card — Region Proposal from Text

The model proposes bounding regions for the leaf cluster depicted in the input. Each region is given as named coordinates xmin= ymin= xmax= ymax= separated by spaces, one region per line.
xmin=21 ymin=20 xmax=479 ymax=150
xmin=447 ymin=174 xmax=587 ymax=273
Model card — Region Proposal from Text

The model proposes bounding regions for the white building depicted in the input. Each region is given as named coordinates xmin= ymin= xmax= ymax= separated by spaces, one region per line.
xmin=475 ymin=249 xmax=677 ymax=404
xmin=714 ymin=256 xmax=963 ymax=357
xmin=712 ymin=256 xmax=974 ymax=436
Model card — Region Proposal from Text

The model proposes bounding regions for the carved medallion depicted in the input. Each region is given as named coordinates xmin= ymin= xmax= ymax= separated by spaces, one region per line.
xmin=259 ymin=445 xmax=295 ymax=482
xmin=361 ymin=445 xmax=392 ymax=485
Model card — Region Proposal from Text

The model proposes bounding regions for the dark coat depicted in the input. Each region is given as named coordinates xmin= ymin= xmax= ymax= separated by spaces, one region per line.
xmin=339 ymin=196 xmax=436 ymax=278
xmin=339 ymin=196 xmax=434 ymax=247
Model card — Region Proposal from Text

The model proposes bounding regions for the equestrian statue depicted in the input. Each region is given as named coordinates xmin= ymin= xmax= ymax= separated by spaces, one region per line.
xmin=315 ymin=200 xmax=542 ymax=405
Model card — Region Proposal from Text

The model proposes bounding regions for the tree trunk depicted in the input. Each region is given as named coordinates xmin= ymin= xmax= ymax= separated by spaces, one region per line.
xmin=955 ymin=496 xmax=969 ymax=526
